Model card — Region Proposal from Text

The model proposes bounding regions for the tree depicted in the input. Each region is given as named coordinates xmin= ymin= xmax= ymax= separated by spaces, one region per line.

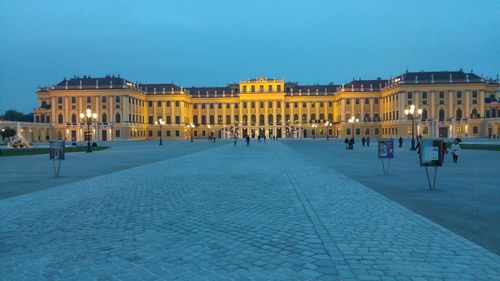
xmin=1 ymin=127 xmax=16 ymax=140
xmin=0 ymin=110 xmax=33 ymax=122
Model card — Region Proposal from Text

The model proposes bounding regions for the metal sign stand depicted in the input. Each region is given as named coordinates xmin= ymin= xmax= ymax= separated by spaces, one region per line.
xmin=424 ymin=166 xmax=438 ymax=191
xmin=381 ymin=158 xmax=391 ymax=175
xmin=53 ymin=159 xmax=62 ymax=177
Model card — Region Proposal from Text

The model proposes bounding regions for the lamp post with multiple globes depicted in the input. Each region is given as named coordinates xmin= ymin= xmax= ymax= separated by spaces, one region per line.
xmin=404 ymin=104 xmax=423 ymax=151
xmin=79 ymin=109 xmax=98 ymax=153
xmin=348 ymin=116 xmax=359 ymax=139
xmin=155 ymin=118 xmax=164 ymax=145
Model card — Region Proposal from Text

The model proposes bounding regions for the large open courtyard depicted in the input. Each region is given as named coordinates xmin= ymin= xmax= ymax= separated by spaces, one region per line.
xmin=1 ymin=139 xmax=499 ymax=280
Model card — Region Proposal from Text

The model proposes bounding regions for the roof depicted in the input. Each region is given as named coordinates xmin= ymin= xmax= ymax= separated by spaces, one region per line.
xmin=395 ymin=70 xmax=483 ymax=84
xmin=56 ymin=75 xmax=131 ymax=88
xmin=344 ymin=79 xmax=388 ymax=91
xmin=140 ymin=83 xmax=181 ymax=94
xmin=185 ymin=86 xmax=237 ymax=97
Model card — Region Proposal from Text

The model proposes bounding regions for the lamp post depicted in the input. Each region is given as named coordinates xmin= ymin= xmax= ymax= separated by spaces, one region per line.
xmin=348 ymin=116 xmax=359 ymax=139
xmin=311 ymin=123 xmax=318 ymax=139
xmin=404 ymin=104 xmax=423 ymax=151
xmin=325 ymin=121 xmax=332 ymax=140
xmin=187 ymin=123 xmax=195 ymax=142
xmin=155 ymin=118 xmax=164 ymax=145
xmin=79 ymin=109 xmax=98 ymax=153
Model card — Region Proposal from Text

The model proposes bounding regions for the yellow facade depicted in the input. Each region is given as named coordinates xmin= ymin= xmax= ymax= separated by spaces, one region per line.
xmin=31 ymin=71 xmax=500 ymax=142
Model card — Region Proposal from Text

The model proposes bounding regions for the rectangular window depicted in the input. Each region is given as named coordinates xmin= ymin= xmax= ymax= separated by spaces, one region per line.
xmin=346 ymin=98 xmax=350 ymax=105
xmin=102 ymin=96 xmax=107 ymax=103
xmin=439 ymin=91 xmax=445 ymax=105
xmin=115 ymin=96 xmax=120 ymax=103
xmin=320 ymin=102 xmax=324 ymax=107
xmin=251 ymin=102 xmax=255 ymax=109
xmin=175 ymin=116 xmax=180 ymax=124
xmin=194 ymin=103 xmax=198 ymax=109
xmin=148 ymin=116 xmax=153 ymax=124
xmin=251 ymin=86 xmax=255 ymax=93
xmin=166 ymin=101 xmax=171 ymax=107
xmin=260 ymin=101 xmax=264 ymax=108
xmin=175 ymin=101 xmax=180 ymax=107
xmin=166 ymin=116 xmax=171 ymax=124
xmin=311 ymin=102 xmax=315 ymax=108
xmin=148 ymin=101 xmax=153 ymax=107
xmin=87 ymin=96 xmax=91 ymax=104
xmin=210 ymin=103 xmax=214 ymax=109
xmin=407 ymin=92 xmax=413 ymax=105
xmin=285 ymin=102 xmax=290 ymax=108
xmin=243 ymin=86 xmax=247 ymax=93
xmin=457 ymin=91 xmax=462 ymax=104
xmin=277 ymin=102 xmax=281 ymax=108
xmin=175 ymin=130 xmax=180 ymax=137
xmin=374 ymin=98 xmax=379 ymax=104
xmin=218 ymin=103 xmax=222 ymax=109
xmin=202 ymin=103 xmax=206 ymax=109
xmin=422 ymin=91 xmax=428 ymax=105
xmin=277 ymin=85 xmax=281 ymax=92
xmin=166 ymin=130 xmax=171 ymax=137
xmin=234 ymin=103 xmax=239 ymax=109
xmin=268 ymin=85 xmax=273 ymax=92
xmin=226 ymin=103 xmax=230 ymax=109
xmin=243 ymin=102 xmax=247 ymax=109
xmin=260 ymin=85 xmax=264 ymax=92
xmin=157 ymin=101 xmax=161 ymax=107
xmin=302 ymin=102 xmax=307 ymax=108
xmin=295 ymin=102 xmax=299 ymax=108
xmin=115 ymin=129 xmax=121 ymax=138
xmin=328 ymin=101 xmax=333 ymax=107
xmin=355 ymin=98 xmax=360 ymax=105
xmin=269 ymin=101 xmax=273 ymax=108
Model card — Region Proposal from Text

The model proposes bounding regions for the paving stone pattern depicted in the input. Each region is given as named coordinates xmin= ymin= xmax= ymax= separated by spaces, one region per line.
xmin=1 ymin=141 xmax=499 ymax=280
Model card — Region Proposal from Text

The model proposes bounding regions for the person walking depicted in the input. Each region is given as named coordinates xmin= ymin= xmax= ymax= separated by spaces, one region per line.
xmin=349 ymin=137 xmax=354 ymax=150
xmin=362 ymin=136 xmax=366 ymax=146
xmin=440 ymin=141 xmax=448 ymax=163
xmin=366 ymin=136 xmax=370 ymax=147
xmin=399 ymin=136 xmax=403 ymax=148
xmin=246 ymin=135 xmax=250 ymax=146
xmin=258 ymin=135 xmax=261 ymax=143
xmin=344 ymin=137 xmax=349 ymax=149
xmin=451 ymin=139 xmax=461 ymax=163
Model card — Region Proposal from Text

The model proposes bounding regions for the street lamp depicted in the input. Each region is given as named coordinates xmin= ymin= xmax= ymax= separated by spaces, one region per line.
xmin=187 ymin=123 xmax=195 ymax=142
xmin=154 ymin=118 xmax=164 ymax=145
xmin=79 ymin=109 xmax=98 ymax=153
xmin=325 ymin=121 xmax=332 ymax=140
xmin=404 ymin=104 xmax=423 ymax=151
xmin=348 ymin=116 xmax=359 ymax=139
xmin=311 ymin=123 xmax=318 ymax=139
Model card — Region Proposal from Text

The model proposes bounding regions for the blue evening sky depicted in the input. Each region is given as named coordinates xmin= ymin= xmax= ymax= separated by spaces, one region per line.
xmin=1 ymin=0 xmax=499 ymax=113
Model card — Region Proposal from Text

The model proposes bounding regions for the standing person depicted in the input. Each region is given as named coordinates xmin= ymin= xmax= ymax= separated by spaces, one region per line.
xmin=344 ymin=137 xmax=349 ymax=150
xmin=233 ymin=135 xmax=237 ymax=146
xmin=440 ymin=141 xmax=448 ymax=163
xmin=349 ymin=137 xmax=354 ymax=150
xmin=326 ymin=135 xmax=329 ymax=141
xmin=366 ymin=136 xmax=370 ymax=147
xmin=246 ymin=135 xmax=250 ymax=146
xmin=213 ymin=136 xmax=216 ymax=143
xmin=362 ymin=136 xmax=366 ymax=146
xmin=399 ymin=136 xmax=403 ymax=148
xmin=451 ymin=139 xmax=461 ymax=163
xmin=258 ymin=135 xmax=261 ymax=143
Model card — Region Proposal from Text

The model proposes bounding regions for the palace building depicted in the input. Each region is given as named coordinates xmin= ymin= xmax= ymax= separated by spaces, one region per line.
xmin=23 ymin=70 xmax=500 ymax=142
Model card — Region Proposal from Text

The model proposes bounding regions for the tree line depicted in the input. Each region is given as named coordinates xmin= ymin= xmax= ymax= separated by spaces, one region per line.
xmin=0 ymin=110 xmax=34 ymax=122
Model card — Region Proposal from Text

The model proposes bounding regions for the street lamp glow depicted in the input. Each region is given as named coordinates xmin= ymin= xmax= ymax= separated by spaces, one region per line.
xmin=405 ymin=104 xmax=423 ymax=151
xmin=79 ymin=113 xmax=85 ymax=119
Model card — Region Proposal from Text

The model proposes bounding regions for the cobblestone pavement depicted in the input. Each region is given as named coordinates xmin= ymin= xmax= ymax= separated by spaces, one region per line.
xmin=1 ymin=141 xmax=499 ymax=280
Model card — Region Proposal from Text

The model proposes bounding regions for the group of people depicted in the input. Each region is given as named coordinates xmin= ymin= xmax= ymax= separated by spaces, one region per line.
xmin=233 ymin=134 xmax=272 ymax=146
xmin=344 ymin=136 xmax=371 ymax=150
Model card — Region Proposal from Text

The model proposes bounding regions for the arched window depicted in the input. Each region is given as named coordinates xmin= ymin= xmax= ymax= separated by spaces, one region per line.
xmin=328 ymin=114 xmax=333 ymax=123
xmin=492 ymin=109 xmax=497 ymax=118
xmin=193 ymin=115 xmax=198 ymax=125
xmin=259 ymin=114 xmax=265 ymax=125
xmin=285 ymin=114 xmax=290 ymax=124
xmin=421 ymin=109 xmax=428 ymax=121
xmin=102 ymin=113 xmax=107 ymax=123
xmin=438 ymin=109 xmax=445 ymax=121
xmin=251 ymin=114 xmax=256 ymax=125
xmin=364 ymin=113 xmax=370 ymax=122
xmin=319 ymin=113 xmax=325 ymax=122
xmin=217 ymin=115 xmax=222 ymax=125
xmin=310 ymin=114 xmax=316 ymax=123
xmin=242 ymin=115 xmax=248 ymax=125
xmin=294 ymin=114 xmax=299 ymax=123
xmin=268 ymin=114 xmax=273 ymax=125
xmin=209 ymin=115 xmax=215 ymax=125
xmin=57 ymin=114 xmax=63 ymax=124
xmin=234 ymin=115 xmax=239 ymax=123
xmin=302 ymin=114 xmax=307 ymax=123
xmin=225 ymin=115 xmax=231 ymax=124
xmin=276 ymin=114 xmax=282 ymax=125
xmin=115 ymin=113 xmax=121 ymax=123
xmin=456 ymin=109 xmax=462 ymax=120
xmin=71 ymin=114 xmax=77 ymax=123
xmin=471 ymin=109 xmax=479 ymax=119
xmin=201 ymin=115 xmax=207 ymax=125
